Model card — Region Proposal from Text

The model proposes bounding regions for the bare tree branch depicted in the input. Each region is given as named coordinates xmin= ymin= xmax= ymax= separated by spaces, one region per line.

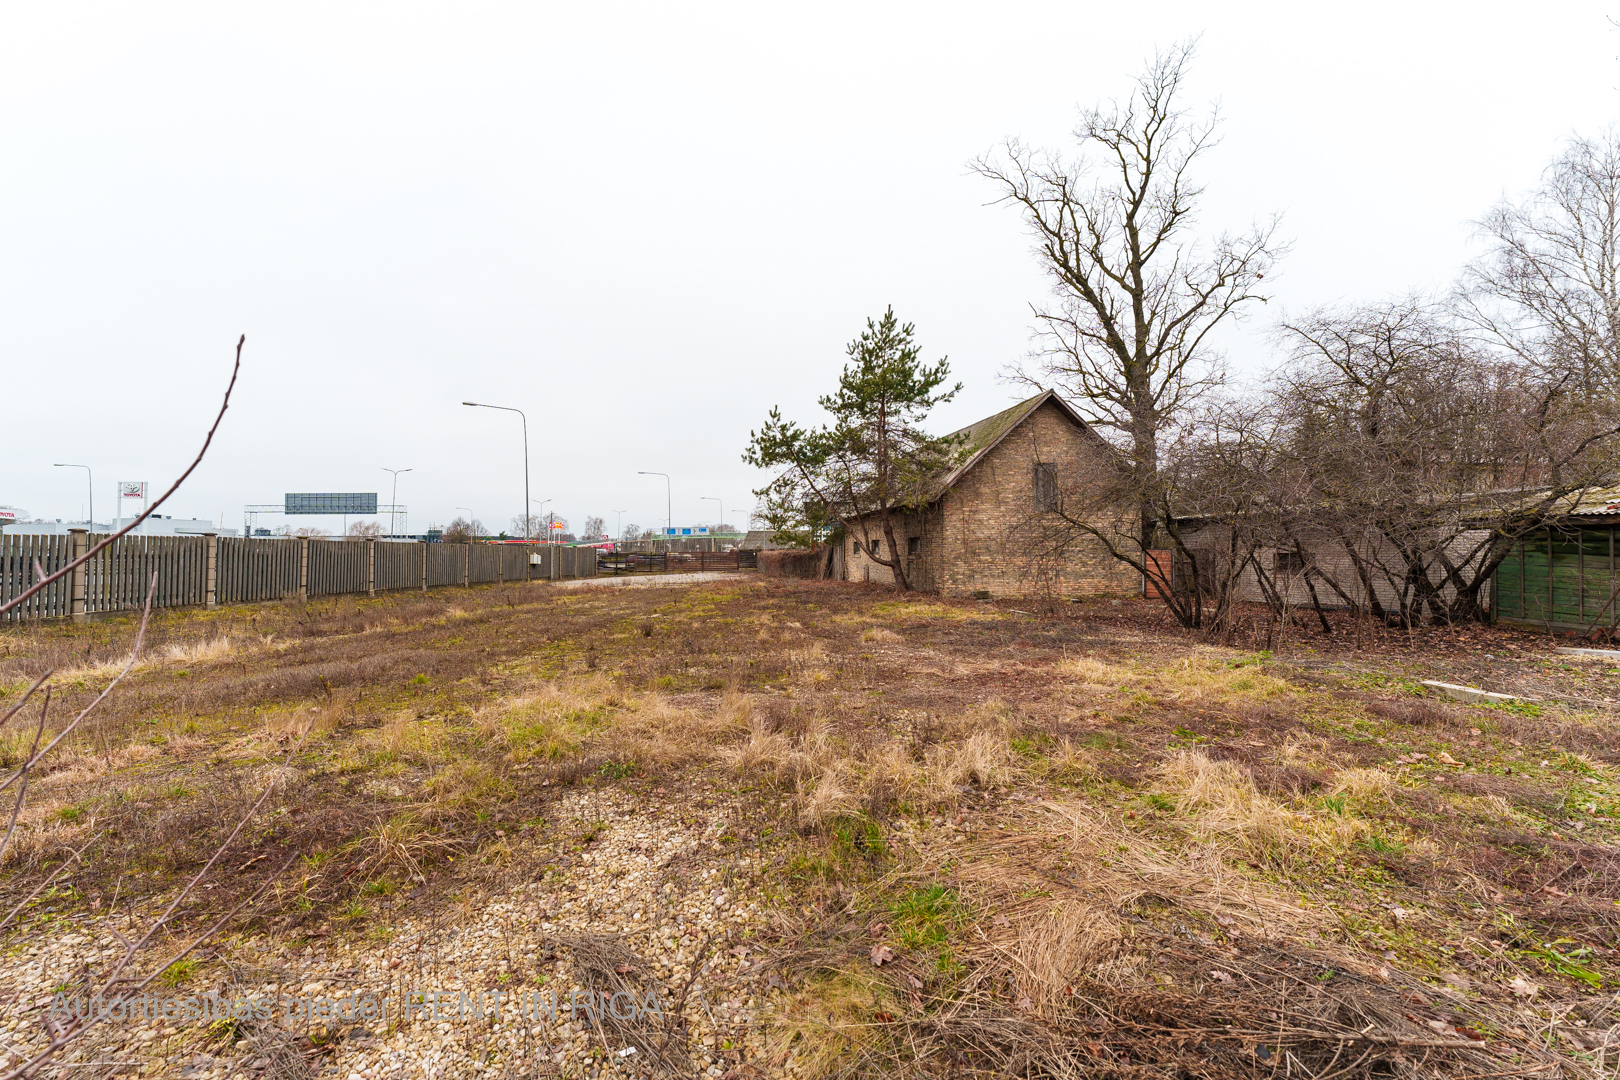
xmin=0 ymin=334 xmax=243 ymax=618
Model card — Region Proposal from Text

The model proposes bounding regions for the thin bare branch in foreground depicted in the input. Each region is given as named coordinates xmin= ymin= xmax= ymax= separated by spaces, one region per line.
xmin=0 ymin=672 xmax=52 ymax=732
xmin=0 ymin=689 xmax=49 ymax=867
xmin=0 ymin=831 xmax=103 ymax=933
xmin=98 ymin=724 xmax=311 ymax=993
xmin=0 ymin=334 xmax=244 ymax=618
xmin=0 ymin=572 xmax=157 ymax=798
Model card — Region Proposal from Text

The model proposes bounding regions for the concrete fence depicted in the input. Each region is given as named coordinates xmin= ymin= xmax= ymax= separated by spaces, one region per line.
xmin=0 ymin=532 xmax=596 ymax=623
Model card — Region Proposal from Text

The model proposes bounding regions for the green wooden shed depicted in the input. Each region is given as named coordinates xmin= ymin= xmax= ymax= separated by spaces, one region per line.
xmin=1494 ymin=488 xmax=1620 ymax=630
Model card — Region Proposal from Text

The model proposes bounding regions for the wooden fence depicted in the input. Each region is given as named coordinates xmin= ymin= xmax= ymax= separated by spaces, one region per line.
xmin=0 ymin=532 xmax=597 ymax=623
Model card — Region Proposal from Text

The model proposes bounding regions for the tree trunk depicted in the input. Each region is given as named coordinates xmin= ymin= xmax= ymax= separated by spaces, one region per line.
xmin=879 ymin=509 xmax=911 ymax=591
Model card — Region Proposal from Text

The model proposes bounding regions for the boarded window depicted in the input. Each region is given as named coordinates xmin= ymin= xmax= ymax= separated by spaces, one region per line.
xmin=1277 ymin=549 xmax=1307 ymax=576
xmin=1034 ymin=463 xmax=1059 ymax=511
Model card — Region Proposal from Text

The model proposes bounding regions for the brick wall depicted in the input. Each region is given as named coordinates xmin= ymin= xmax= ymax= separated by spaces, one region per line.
xmin=843 ymin=505 xmax=943 ymax=590
xmin=843 ymin=399 xmax=1139 ymax=599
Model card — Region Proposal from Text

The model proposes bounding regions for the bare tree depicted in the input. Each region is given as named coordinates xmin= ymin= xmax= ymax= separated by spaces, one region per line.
xmin=1024 ymin=397 xmax=1282 ymax=629
xmin=510 ymin=512 xmax=557 ymax=539
xmin=441 ymin=516 xmax=482 ymax=543
xmin=1463 ymin=130 xmax=1620 ymax=397
xmin=1270 ymin=300 xmax=1620 ymax=625
xmin=973 ymin=41 xmax=1283 ymax=576
xmin=583 ymin=514 xmax=605 ymax=540
xmin=345 ymin=519 xmax=385 ymax=540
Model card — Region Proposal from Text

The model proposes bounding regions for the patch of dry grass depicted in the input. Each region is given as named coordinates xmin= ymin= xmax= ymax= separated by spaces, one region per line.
xmin=1154 ymin=656 xmax=1294 ymax=703
xmin=160 ymin=636 xmax=236 ymax=665
xmin=1056 ymin=656 xmax=1135 ymax=685
xmin=354 ymin=812 xmax=452 ymax=882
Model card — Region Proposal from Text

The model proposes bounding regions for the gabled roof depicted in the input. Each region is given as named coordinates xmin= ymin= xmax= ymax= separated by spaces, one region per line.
xmin=930 ymin=389 xmax=1107 ymax=496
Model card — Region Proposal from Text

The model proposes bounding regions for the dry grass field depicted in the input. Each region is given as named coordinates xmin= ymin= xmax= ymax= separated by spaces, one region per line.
xmin=2 ymin=575 xmax=1620 ymax=1079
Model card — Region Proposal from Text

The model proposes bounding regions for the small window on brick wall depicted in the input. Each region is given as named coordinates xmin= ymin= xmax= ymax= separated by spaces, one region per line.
xmin=1277 ymin=549 xmax=1307 ymax=576
xmin=907 ymin=536 xmax=920 ymax=556
xmin=1034 ymin=462 xmax=1059 ymax=512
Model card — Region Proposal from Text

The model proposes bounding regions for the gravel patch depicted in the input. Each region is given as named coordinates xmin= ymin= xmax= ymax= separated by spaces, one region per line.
xmin=550 ymin=573 xmax=747 ymax=590
xmin=0 ymin=789 xmax=791 ymax=1079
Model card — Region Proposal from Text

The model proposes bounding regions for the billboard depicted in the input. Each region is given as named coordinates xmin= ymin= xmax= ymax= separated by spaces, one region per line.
xmin=118 ymin=481 xmax=147 ymax=500
xmin=663 ymin=527 xmax=710 ymax=536
xmin=285 ymin=493 xmax=378 ymax=515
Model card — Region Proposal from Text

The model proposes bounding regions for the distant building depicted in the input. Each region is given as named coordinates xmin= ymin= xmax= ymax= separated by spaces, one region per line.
xmin=1 ymin=516 xmax=237 ymax=537
xmin=737 ymin=530 xmax=793 ymax=551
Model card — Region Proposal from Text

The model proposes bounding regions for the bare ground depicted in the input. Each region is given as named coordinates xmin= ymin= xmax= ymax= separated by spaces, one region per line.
xmin=1 ymin=577 xmax=1618 ymax=1078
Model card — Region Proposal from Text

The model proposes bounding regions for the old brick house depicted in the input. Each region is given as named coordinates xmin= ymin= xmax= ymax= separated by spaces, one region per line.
xmin=842 ymin=390 xmax=1140 ymax=598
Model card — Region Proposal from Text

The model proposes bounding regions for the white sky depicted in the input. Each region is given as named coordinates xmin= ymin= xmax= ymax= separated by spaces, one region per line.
xmin=4 ymin=2 xmax=1618 ymax=536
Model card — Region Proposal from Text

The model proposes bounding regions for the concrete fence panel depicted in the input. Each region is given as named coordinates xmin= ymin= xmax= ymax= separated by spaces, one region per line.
xmin=308 ymin=540 xmax=368 ymax=597
xmin=467 ymin=544 xmax=500 ymax=585
xmin=3 ymin=532 xmax=602 ymax=622
xmin=426 ymin=544 xmax=465 ymax=587
xmin=218 ymin=538 xmax=301 ymax=604
xmin=84 ymin=534 xmax=207 ymax=614
xmin=374 ymin=541 xmax=423 ymax=592
xmin=0 ymin=533 xmax=72 ymax=621
xmin=499 ymin=546 xmax=529 ymax=582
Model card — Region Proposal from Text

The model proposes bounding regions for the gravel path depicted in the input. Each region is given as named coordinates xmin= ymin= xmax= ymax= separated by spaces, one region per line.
xmin=0 ymin=790 xmax=787 ymax=1080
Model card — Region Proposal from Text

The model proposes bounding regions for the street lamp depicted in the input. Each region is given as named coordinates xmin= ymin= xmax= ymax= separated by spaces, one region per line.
xmin=531 ymin=499 xmax=551 ymax=545
xmin=638 ymin=472 xmax=670 ymax=544
xmin=612 ymin=509 xmax=627 ymax=540
xmin=53 ymin=464 xmax=92 ymax=531
xmin=382 ymin=468 xmax=412 ymax=537
xmin=462 ymin=402 xmax=529 ymax=540
xmin=701 ymin=497 xmax=723 ymax=529
xmin=701 ymin=497 xmax=723 ymax=551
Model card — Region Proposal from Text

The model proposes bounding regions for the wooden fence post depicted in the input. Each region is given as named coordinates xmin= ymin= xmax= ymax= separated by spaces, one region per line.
xmin=204 ymin=533 xmax=218 ymax=609
xmin=298 ymin=537 xmax=310 ymax=602
xmin=69 ymin=529 xmax=87 ymax=624
xmin=421 ymin=541 xmax=428 ymax=592
xmin=366 ymin=538 xmax=376 ymax=597
xmin=462 ymin=544 xmax=470 ymax=588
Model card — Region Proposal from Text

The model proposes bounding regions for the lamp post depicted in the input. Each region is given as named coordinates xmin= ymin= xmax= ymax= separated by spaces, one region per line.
xmin=53 ymin=464 xmax=92 ymax=531
xmin=531 ymin=499 xmax=551 ymax=545
xmin=462 ymin=402 xmax=529 ymax=540
xmin=382 ymin=468 xmax=412 ymax=537
xmin=701 ymin=497 xmax=723 ymax=551
xmin=612 ymin=509 xmax=627 ymax=540
xmin=638 ymin=472 xmax=670 ymax=547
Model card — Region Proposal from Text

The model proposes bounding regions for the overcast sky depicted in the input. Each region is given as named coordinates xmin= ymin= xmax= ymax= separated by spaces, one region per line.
xmin=4 ymin=3 xmax=1618 ymax=537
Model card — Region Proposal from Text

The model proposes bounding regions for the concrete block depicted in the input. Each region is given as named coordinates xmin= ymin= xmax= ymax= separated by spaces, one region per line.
xmin=1421 ymin=680 xmax=1525 ymax=704
xmin=1556 ymin=647 xmax=1620 ymax=660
